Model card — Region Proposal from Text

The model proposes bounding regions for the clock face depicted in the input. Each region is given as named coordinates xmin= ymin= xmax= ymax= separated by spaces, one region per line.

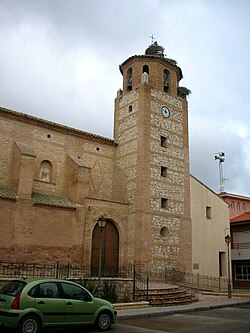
xmin=161 ymin=106 xmax=170 ymax=118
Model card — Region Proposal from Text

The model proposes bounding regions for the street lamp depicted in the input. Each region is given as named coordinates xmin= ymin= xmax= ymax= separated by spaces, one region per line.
xmin=225 ymin=234 xmax=232 ymax=298
xmin=97 ymin=215 xmax=107 ymax=298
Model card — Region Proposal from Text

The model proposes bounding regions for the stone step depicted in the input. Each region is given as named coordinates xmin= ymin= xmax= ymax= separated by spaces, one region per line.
xmin=134 ymin=284 xmax=198 ymax=306
xmin=147 ymin=289 xmax=187 ymax=295
xmin=150 ymin=297 xmax=197 ymax=306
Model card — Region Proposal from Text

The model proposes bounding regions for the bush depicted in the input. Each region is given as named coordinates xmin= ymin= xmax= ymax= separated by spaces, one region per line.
xmin=101 ymin=281 xmax=117 ymax=303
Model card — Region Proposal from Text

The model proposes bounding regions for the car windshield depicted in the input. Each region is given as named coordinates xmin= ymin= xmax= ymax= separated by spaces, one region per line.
xmin=0 ymin=280 xmax=26 ymax=296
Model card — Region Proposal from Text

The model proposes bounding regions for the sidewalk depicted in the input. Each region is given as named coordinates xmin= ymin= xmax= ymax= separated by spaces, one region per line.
xmin=117 ymin=295 xmax=250 ymax=320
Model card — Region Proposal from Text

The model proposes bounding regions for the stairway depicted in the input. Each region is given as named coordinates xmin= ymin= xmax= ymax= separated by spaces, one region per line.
xmin=135 ymin=283 xmax=198 ymax=306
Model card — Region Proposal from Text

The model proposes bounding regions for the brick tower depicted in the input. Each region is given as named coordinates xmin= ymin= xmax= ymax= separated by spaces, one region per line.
xmin=114 ymin=42 xmax=192 ymax=272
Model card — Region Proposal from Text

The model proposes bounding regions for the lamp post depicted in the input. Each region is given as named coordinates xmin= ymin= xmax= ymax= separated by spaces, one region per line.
xmin=97 ymin=215 xmax=107 ymax=298
xmin=225 ymin=234 xmax=232 ymax=298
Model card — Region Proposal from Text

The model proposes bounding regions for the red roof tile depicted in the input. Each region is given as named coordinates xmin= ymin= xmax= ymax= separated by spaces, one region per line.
xmin=230 ymin=212 xmax=250 ymax=223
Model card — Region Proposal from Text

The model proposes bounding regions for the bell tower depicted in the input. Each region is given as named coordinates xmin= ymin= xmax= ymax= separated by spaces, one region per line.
xmin=114 ymin=42 xmax=192 ymax=272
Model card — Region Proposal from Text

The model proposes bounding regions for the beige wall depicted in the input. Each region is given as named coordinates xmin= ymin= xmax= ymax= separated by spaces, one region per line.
xmin=190 ymin=176 xmax=230 ymax=277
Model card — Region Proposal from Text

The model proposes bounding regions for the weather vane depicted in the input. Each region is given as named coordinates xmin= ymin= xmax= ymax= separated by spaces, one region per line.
xmin=149 ymin=34 xmax=155 ymax=44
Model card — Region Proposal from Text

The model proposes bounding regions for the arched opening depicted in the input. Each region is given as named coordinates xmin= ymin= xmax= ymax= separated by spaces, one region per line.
xmin=142 ymin=64 xmax=149 ymax=74
xmin=39 ymin=160 xmax=52 ymax=182
xmin=91 ymin=219 xmax=119 ymax=277
xmin=127 ymin=67 xmax=132 ymax=91
xmin=163 ymin=69 xmax=170 ymax=92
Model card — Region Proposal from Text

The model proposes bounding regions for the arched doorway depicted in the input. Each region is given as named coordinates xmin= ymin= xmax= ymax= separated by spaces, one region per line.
xmin=91 ymin=219 xmax=119 ymax=277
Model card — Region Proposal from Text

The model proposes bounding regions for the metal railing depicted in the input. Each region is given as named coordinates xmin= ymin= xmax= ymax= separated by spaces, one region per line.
xmin=133 ymin=266 xmax=149 ymax=301
xmin=0 ymin=261 xmax=133 ymax=280
xmin=233 ymin=242 xmax=250 ymax=249
xmin=152 ymin=268 xmax=228 ymax=292
xmin=0 ymin=261 xmax=228 ymax=294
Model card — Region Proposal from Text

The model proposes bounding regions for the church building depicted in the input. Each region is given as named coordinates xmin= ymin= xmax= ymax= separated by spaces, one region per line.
xmin=0 ymin=42 xmax=229 ymax=278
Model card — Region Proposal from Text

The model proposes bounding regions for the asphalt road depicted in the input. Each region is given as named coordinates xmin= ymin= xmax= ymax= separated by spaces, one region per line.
xmin=4 ymin=304 xmax=249 ymax=333
xmin=116 ymin=304 xmax=250 ymax=333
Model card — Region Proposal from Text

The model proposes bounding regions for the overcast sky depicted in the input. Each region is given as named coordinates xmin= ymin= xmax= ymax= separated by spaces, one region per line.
xmin=1 ymin=0 xmax=250 ymax=196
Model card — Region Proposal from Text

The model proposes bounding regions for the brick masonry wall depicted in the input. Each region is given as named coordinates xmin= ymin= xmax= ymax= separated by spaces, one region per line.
xmin=0 ymin=111 xmax=130 ymax=266
xmin=0 ymin=47 xmax=192 ymax=272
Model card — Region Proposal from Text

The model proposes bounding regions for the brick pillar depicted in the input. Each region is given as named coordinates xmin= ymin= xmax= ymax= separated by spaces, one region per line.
xmin=11 ymin=142 xmax=36 ymax=198
xmin=64 ymin=155 xmax=91 ymax=205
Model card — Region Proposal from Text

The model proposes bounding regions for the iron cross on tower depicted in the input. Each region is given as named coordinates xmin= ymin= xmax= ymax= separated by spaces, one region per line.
xmin=149 ymin=34 xmax=155 ymax=44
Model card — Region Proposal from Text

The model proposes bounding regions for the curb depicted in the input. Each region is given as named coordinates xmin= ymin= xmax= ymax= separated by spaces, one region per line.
xmin=117 ymin=299 xmax=250 ymax=320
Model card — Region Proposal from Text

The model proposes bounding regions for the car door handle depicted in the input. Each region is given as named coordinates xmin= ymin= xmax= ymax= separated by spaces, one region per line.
xmin=66 ymin=302 xmax=73 ymax=305
xmin=38 ymin=301 xmax=45 ymax=304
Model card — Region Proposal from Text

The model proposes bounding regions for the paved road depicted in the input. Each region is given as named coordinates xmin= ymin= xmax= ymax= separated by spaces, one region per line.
xmin=31 ymin=304 xmax=250 ymax=333
xmin=116 ymin=304 xmax=250 ymax=333
xmin=3 ymin=303 xmax=248 ymax=333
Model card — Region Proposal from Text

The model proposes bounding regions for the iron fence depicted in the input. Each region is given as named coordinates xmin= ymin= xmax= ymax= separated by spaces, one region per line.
xmin=133 ymin=265 xmax=149 ymax=301
xmin=152 ymin=268 xmax=228 ymax=292
xmin=0 ymin=261 xmax=133 ymax=280
xmin=0 ymin=261 xmax=228 ymax=294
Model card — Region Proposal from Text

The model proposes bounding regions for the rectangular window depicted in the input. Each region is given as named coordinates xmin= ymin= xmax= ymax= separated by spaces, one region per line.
xmin=206 ymin=206 xmax=212 ymax=219
xmin=161 ymin=166 xmax=167 ymax=177
xmin=161 ymin=136 xmax=167 ymax=148
xmin=193 ymin=263 xmax=199 ymax=270
xmin=235 ymin=262 xmax=250 ymax=280
xmin=161 ymin=198 xmax=168 ymax=209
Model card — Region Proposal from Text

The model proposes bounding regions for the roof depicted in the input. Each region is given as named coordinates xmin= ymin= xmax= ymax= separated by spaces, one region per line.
xmin=0 ymin=107 xmax=116 ymax=146
xmin=230 ymin=212 xmax=250 ymax=223
xmin=0 ymin=186 xmax=17 ymax=201
xmin=190 ymin=174 xmax=229 ymax=206
xmin=32 ymin=192 xmax=76 ymax=209
xmin=219 ymin=192 xmax=250 ymax=201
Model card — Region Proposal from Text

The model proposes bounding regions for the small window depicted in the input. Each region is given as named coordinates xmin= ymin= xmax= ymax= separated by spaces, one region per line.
xmin=242 ymin=203 xmax=246 ymax=211
xmin=161 ymin=198 xmax=168 ymax=209
xmin=237 ymin=202 xmax=240 ymax=210
xmin=206 ymin=206 xmax=212 ymax=219
xmin=128 ymin=105 xmax=133 ymax=112
xmin=142 ymin=65 xmax=149 ymax=74
xmin=193 ymin=263 xmax=199 ymax=270
xmin=231 ymin=201 xmax=235 ymax=210
xmin=160 ymin=227 xmax=169 ymax=238
xmin=161 ymin=166 xmax=167 ymax=177
xmin=39 ymin=160 xmax=52 ymax=183
xmin=161 ymin=136 xmax=167 ymax=148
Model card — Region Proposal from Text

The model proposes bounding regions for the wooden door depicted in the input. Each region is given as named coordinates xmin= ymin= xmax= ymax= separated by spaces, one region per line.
xmin=91 ymin=220 xmax=119 ymax=277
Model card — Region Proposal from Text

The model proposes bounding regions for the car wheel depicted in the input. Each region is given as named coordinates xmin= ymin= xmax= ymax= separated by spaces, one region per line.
xmin=17 ymin=315 xmax=41 ymax=333
xmin=96 ymin=312 xmax=111 ymax=331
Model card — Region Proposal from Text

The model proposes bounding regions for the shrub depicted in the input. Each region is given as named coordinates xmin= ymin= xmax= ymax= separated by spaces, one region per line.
xmin=101 ymin=281 xmax=117 ymax=303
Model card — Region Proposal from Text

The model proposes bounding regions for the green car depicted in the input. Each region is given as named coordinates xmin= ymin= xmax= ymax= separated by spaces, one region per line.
xmin=0 ymin=278 xmax=117 ymax=333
